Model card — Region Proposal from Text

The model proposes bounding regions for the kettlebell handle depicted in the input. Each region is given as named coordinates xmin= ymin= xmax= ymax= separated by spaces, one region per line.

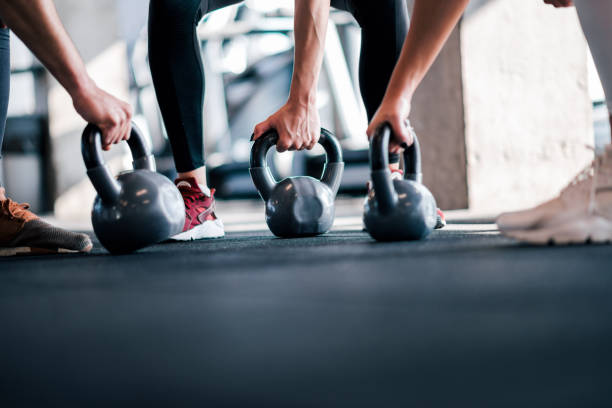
xmin=249 ymin=128 xmax=344 ymax=201
xmin=81 ymin=123 xmax=156 ymax=205
xmin=370 ymin=122 xmax=422 ymax=182
xmin=369 ymin=122 xmax=422 ymax=214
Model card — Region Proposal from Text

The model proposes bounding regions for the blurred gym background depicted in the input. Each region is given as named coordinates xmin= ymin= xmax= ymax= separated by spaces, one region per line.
xmin=0 ymin=0 xmax=609 ymax=220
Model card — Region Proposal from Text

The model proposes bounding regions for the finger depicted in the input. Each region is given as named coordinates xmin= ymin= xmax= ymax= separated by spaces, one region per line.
xmin=275 ymin=127 xmax=292 ymax=152
xmin=123 ymin=114 xmax=132 ymax=141
xmin=276 ymin=141 xmax=290 ymax=153
xmin=389 ymin=142 xmax=402 ymax=154
xmin=309 ymin=132 xmax=320 ymax=150
xmin=253 ymin=119 xmax=273 ymax=141
xmin=124 ymin=102 xmax=134 ymax=122
xmin=366 ymin=120 xmax=379 ymax=140
xmin=103 ymin=112 xmax=122 ymax=145
xmin=391 ymin=118 xmax=414 ymax=147
xmin=276 ymin=135 xmax=291 ymax=153
xmin=114 ymin=112 xmax=129 ymax=142
xmin=306 ymin=137 xmax=317 ymax=150
xmin=120 ymin=108 xmax=132 ymax=141
xmin=101 ymin=128 xmax=117 ymax=149
xmin=124 ymin=120 xmax=132 ymax=141
xmin=293 ymin=136 xmax=305 ymax=151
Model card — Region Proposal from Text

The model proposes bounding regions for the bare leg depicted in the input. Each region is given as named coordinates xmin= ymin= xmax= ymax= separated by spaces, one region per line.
xmin=178 ymin=167 xmax=207 ymax=186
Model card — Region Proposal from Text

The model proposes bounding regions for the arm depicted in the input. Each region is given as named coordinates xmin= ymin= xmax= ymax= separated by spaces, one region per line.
xmin=0 ymin=0 xmax=132 ymax=150
xmin=367 ymin=0 xmax=469 ymax=152
xmin=252 ymin=0 xmax=330 ymax=152
xmin=543 ymin=0 xmax=574 ymax=7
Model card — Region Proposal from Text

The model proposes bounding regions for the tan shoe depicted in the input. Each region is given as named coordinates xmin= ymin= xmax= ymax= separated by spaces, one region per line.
xmin=0 ymin=197 xmax=92 ymax=256
xmin=497 ymin=144 xmax=612 ymax=245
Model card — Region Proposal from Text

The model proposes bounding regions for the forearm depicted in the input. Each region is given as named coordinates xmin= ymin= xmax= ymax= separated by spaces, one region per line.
xmin=289 ymin=0 xmax=330 ymax=105
xmin=384 ymin=0 xmax=469 ymax=102
xmin=0 ymin=0 xmax=93 ymax=97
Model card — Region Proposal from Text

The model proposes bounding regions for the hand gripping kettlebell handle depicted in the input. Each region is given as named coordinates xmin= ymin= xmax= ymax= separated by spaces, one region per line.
xmin=81 ymin=123 xmax=156 ymax=205
xmin=369 ymin=123 xmax=423 ymax=214
xmin=249 ymin=131 xmax=278 ymax=202
xmin=249 ymin=128 xmax=344 ymax=201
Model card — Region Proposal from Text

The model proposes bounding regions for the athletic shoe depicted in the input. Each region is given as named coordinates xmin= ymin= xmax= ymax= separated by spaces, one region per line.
xmin=435 ymin=208 xmax=447 ymax=229
xmin=365 ymin=167 xmax=446 ymax=230
xmin=497 ymin=144 xmax=612 ymax=245
xmin=0 ymin=197 xmax=92 ymax=256
xmin=170 ymin=177 xmax=224 ymax=241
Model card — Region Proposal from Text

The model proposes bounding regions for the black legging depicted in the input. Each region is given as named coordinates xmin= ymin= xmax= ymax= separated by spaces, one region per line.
xmin=0 ymin=28 xmax=10 ymax=166
xmin=149 ymin=0 xmax=408 ymax=172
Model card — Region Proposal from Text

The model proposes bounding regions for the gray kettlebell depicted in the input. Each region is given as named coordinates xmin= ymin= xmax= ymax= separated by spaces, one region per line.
xmin=364 ymin=123 xmax=437 ymax=241
xmin=82 ymin=123 xmax=185 ymax=254
xmin=249 ymin=128 xmax=344 ymax=237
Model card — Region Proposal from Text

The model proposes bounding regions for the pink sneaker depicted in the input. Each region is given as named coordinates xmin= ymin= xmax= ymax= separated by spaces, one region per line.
xmin=170 ymin=178 xmax=224 ymax=241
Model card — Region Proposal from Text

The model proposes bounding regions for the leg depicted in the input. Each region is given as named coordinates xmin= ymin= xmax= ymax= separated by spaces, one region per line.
xmin=574 ymin=0 xmax=612 ymax=135
xmin=148 ymin=0 xmax=207 ymax=179
xmin=349 ymin=0 xmax=409 ymax=121
xmin=148 ymin=0 xmax=241 ymax=181
xmin=0 ymin=27 xmax=10 ymax=197
xmin=334 ymin=0 xmax=409 ymax=165
xmin=148 ymin=0 xmax=236 ymax=240
xmin=0 ymin=27 xmax=93 ymax=254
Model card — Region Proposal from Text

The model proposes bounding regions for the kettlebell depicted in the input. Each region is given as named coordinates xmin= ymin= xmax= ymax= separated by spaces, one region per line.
xmin=364 ymin=123 xmax=437 ymax=241
xmin=249 ymin=128 xmax=344 ymax=237
xmin=82 ymin=123 xmax=185 ymax=254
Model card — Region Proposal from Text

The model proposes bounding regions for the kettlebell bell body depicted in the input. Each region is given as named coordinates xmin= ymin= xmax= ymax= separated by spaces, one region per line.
xmin=82 ymin=123 xmax=185 ymax=253
xmin=364 ymin=124 xmax=437 ymax=241
xmin=250 ymin=129 xmax=344 ymax=238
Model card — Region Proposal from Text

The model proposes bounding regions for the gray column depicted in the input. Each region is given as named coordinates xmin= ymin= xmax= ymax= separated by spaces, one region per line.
xmin=410 ymin=0 xmax=592 ymax=211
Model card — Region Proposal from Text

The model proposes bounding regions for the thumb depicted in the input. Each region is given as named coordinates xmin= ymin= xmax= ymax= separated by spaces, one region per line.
xmin=366 ymin=118 xmax=381 ymax=140
xmin=253 ymin=119 xmax=273 ymax=141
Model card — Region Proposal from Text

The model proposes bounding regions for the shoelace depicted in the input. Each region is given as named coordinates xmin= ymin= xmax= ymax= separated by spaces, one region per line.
xmin=1 ymin=199 xmax=35 ymax=221
xmin=560 ymin=145 xmax=610 ymax=215
xmin=179 ymin=187 xmax=215 ymax=207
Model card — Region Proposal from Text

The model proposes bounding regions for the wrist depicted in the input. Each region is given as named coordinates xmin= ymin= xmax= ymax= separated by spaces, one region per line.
xmin=384 ymin=86 xmax=414 ymax=106
xmin=288 ymin=73 xmax=318 ymax=106
xmin=287 ymin=89 xmax=317 ymax=108
xmin=65 ymin=71 xmax=96 ymax=102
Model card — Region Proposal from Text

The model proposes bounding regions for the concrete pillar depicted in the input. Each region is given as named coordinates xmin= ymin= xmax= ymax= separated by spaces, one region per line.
xmin=411 ymin=0 xmax=593 ymax=212
xmin=411 ymin=26 xmax=467 ymax=210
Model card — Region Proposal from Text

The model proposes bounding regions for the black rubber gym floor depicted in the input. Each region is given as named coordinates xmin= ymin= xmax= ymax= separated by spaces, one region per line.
xmin=1 ymin=225 xmax=611 ymax=407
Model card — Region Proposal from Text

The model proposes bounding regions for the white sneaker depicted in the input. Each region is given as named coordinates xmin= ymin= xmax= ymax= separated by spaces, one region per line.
xmin=497 ymin=144 xmax=612 ymax=245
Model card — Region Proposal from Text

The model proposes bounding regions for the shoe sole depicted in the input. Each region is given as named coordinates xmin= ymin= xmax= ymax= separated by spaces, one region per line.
xmin=502 ymin=214 xmax=612 ymax=245
xmin=0 ymin=243 xmax=93 ymax=257
xmin=170 ymin=219 xmax=225 ymax=241
xmin=435 ymin=214 xmax=446 ymax=229
xmin=496 ymin=218 xmax=533 ymax=233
